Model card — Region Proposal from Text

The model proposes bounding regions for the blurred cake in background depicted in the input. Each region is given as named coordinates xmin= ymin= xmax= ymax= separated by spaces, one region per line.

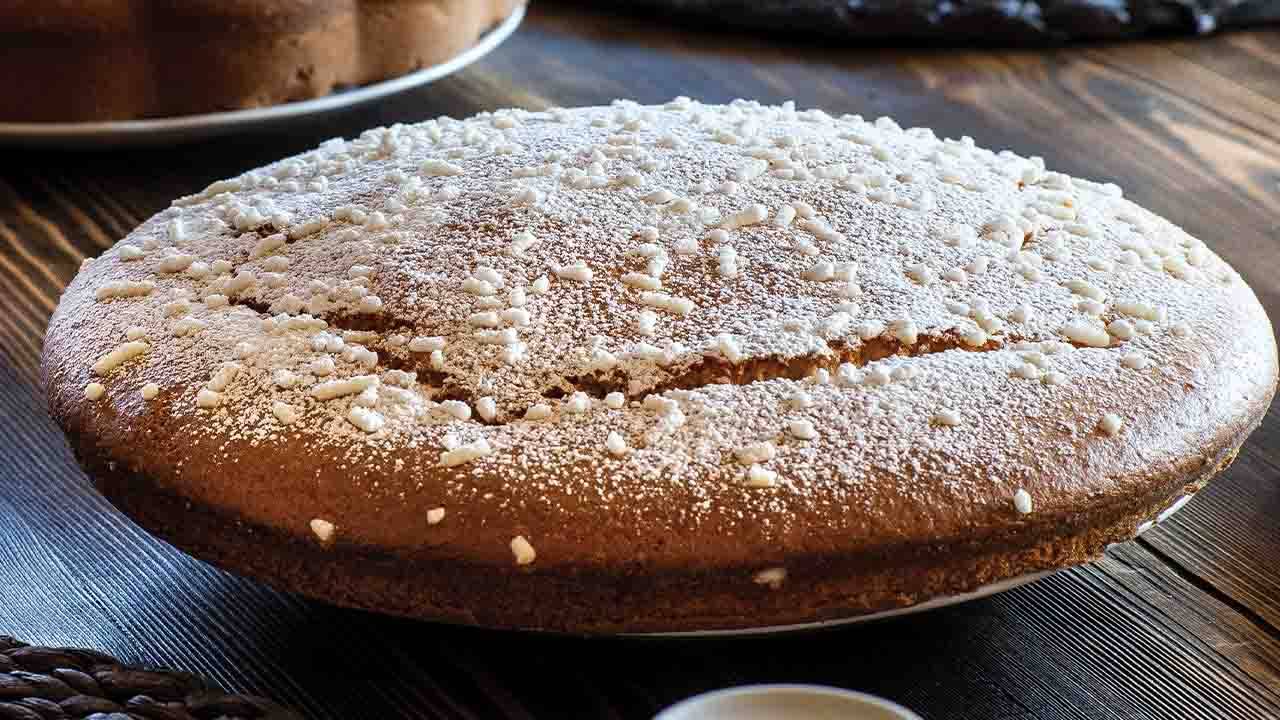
xmin=1 ymin=0 xmax=522 ymax=123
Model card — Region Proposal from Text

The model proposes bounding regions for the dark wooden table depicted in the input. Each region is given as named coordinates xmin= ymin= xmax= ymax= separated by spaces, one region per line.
xmin=3 ymin=5 xmax=1279 ymax=718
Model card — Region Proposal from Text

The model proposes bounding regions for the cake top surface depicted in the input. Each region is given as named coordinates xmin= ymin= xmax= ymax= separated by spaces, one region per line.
xmin=46 ymin=99 xmax=1275 ymax=566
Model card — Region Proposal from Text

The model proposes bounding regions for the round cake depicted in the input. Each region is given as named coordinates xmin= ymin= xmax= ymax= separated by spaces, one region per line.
xmin=1 ymin=0 xmax=522 ymax=123
xmin=42 ymin=99 xmax=1277 ymax=633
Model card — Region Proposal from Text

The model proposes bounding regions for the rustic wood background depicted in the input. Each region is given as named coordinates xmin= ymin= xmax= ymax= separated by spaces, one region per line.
xmin=2 ymin=4 xmax=1278 ymax=718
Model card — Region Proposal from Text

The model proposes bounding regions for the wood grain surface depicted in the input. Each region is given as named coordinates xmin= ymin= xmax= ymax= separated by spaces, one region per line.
xmin=2 ymin=4 xmax=1279 ymax=718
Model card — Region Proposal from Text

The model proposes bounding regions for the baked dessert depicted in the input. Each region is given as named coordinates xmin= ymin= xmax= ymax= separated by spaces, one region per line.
xmin=43 ymin=99 xmax=1277 ymax=633
xmin=1 ymin=0 xmax=522 ymax=123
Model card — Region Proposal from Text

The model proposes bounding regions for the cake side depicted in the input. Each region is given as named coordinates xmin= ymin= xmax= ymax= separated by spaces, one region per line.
xmin=70 ymin=424 xmax=1252 ymax=632
xmin=0 ymin=0 xmax=521 ymax=122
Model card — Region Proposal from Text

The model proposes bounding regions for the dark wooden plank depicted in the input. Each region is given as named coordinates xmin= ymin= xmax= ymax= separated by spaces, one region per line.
xmin=0 ymin=495 xmax=127 ymax=653
xmin=1098 ymin=544 xmax=1280 ymax=704
xmin=1167 ymin=32 xmax=1280 ymax=106
xmin=1 ymin=7 xmax=1279 ymax=719
xmin=1139 ymin=404 xmax=1280 ymax=630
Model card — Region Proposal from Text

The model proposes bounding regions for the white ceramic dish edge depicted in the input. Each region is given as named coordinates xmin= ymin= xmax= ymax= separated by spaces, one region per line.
xmin=632 ymin=569 xmax=1055 ymax=638
xmin=655 ymin=684 xmax=925 ymax=720
xmin=631 ymin=489 xmax=1197 ymax=637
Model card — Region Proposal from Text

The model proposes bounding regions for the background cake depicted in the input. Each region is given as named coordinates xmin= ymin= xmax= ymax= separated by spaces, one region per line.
xmin=42 ymin=99 xmax=1277 ymax=633
xmin=1 ymin=0 xmax=522 ymax=123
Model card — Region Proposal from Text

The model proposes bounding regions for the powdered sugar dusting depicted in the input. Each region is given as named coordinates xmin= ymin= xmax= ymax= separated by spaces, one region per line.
xmin=53 ymin=99 xmax=1271 ymax=565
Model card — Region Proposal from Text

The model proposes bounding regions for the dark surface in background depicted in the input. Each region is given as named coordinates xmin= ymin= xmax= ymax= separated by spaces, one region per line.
xmin=602 ymin=0 xmax=1280 ymax=42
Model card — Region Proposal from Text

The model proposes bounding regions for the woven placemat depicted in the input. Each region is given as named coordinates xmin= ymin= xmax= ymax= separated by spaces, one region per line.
xmin=0 ymin=636 xmax=301 ymax=720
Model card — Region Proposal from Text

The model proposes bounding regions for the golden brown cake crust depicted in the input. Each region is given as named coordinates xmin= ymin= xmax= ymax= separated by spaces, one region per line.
xmin=42 ymin=101 xmax=1278 ymax=633
xmin=0 ymin=0 xmax=521 ymax=122
xmin=73 ymin=431 xmax=1250 ymax=633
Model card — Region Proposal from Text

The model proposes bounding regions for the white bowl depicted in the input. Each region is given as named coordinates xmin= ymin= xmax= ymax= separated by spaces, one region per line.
xmin=655 ymin=684 xmax=924 ymax=720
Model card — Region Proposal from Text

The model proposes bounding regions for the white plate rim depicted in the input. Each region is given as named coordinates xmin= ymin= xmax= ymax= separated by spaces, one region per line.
xmin=629 ymin=569 xmax=1055 ymax=638
xmin=0 ymin=3 xmax=525 ymax=144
